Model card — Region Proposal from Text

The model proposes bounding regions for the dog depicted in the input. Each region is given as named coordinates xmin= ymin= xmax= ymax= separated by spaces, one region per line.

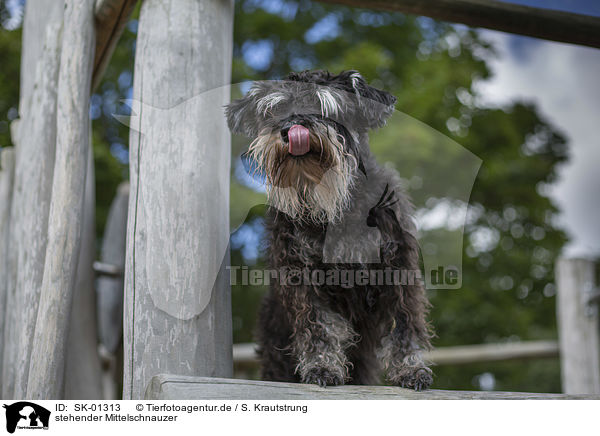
xmin=226 ymin=70 xmax=433 ymax=390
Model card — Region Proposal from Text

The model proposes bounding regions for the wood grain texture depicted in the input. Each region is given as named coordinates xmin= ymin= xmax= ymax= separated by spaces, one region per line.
xmin=556 ymin=258 xmax=600 ymax=394
xmin=64 ymin=151 xmax=103 ymax=399
xmin=0 ymin=147 xmax=15 ymax=396
xmin=6 ymin=9 xmax=63 ymax=397
xmin=18 ymin=0 xmax=64 ymax=117
xmin=92 ymin=0 xmax=138 ymax=90
xmin=145 ymin=375 xmax=599 ymax=400
xmin=123 ymin=0 xmax=234 ymax=400
xmin=317 ymin=0 xmax=600 ymax=49
xmin=6 ymin=20 xmax=63 ymax=400
xmin=26 ymin=0 xmax=96 ymax=400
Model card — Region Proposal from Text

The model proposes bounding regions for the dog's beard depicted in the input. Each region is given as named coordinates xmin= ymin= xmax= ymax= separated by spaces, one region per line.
xmin=248 ymin=123 xmax=357 ymax=224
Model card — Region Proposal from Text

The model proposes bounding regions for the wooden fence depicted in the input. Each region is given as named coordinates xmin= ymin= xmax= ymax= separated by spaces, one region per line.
xmin=0 ymin=0 xmax=599 ymax=400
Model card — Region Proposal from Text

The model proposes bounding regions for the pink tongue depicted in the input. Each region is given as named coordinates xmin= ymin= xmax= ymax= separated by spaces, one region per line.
xmin=288 ymin=124 xmax=310 ymax=156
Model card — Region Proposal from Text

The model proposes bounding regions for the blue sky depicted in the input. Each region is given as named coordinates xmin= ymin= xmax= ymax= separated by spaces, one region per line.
xmin=501 ymin=0 xmax=600 ymax=16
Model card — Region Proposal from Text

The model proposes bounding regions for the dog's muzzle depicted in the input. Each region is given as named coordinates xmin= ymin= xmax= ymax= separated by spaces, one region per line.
xmin=286 ymin=124 xmax=310 ymax=156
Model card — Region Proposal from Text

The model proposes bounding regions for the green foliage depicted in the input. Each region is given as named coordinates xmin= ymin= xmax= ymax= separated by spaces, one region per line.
xmin=0 ymin=25 xmax=20 ymax=150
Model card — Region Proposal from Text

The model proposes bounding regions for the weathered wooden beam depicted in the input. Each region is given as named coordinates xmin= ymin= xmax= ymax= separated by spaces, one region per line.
xmin=8 ymin=20 xmax=63 ymax=400
xmin=26 ymin=0 xmax=96 ymax=400
xmin=233 ymin=340 xmax=560 ymax=367
xmin=64 ymin=151 xmax=103 ymax=399
xmin=556 ymin=258 xmax=600 ymax=394
xmin=96 ymin=182 xmax=128 ymax=399
xmin=123 ymin=0 xmax=234 ymax=400
xmin=2 ymin=1 xmax=64 ymax=401
xmin=0 ymin=147 xmax=15 ymax=396
xmin=5 ymin=1 xmax=63 ymax=397
xmin=146 ymin=375 xmax=599 ymax=400
xmin=97 ymin=182 xmax=129 ymax=355
xmin=92 ymin=0 xmax=138 ymax=91
xmin=317 ymin=0 xmax=600 ymax=49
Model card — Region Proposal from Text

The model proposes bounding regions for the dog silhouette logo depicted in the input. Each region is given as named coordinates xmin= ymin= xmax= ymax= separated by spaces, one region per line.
xmin=2 ymin=402 xmax=50 ymax=433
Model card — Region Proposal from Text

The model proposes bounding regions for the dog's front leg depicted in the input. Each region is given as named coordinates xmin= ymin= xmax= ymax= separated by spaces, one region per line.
xmin=379 ymin=315 xmax=433 ymax=391
xmin=289 ymin=299 xmax=356 ymax=387
xmin=367 ymin=184 xmax=434 ymax=390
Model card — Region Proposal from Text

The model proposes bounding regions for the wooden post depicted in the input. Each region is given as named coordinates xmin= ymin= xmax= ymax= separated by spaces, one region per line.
xmin=64 ymin=150 xmax=103 ymax=399
xmin=123 ymin=0 xmax=234 ymax=399
xmin=26 ymin=0 xmax=96 ymax=399
xmin=96 ymin=182 xmax=129 ymax=400
xmin=0 ymin=147 xmax=16 ymax=396
xmin=556 ymin=258 xmax=600 ymax=394
xmin=97 ymin=182 xmax=129 ymax=354
xmin=6 ymin=17 xmax=64 ymax=399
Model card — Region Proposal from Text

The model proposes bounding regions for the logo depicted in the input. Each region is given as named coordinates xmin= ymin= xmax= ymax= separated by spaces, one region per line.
xmin=2 ymin=402 xmax=50 ymax=433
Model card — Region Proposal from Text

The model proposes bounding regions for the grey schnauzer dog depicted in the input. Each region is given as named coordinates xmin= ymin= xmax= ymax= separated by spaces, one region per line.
xmin=226 ymin=70 xmax=433 ymax=390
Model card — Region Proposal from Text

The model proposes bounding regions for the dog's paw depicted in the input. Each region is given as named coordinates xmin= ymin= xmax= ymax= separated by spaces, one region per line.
xmin=390 ymin=367 xmax=433 ymax=391
xmin=302 ymin=367 xmax=345 ymax=388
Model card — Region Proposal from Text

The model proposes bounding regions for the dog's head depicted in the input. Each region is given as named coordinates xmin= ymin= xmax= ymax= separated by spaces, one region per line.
xmin=226 ymin=70 xmax=397 ymax=223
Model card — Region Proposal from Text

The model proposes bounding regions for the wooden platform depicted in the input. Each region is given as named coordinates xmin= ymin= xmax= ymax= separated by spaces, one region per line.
xmin=145 ymin=375 xmax=598 ymax=400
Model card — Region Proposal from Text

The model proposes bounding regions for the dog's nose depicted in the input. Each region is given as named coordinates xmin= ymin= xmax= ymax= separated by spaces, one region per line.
xmin=280 ymin=126 xmax=291 ymax=142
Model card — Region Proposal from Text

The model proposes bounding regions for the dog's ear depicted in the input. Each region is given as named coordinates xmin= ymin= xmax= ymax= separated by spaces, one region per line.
xmin=337 ymin=70 xmax=397 ymax=129
xmin=225 ymin=93 xmax=258 ymax=137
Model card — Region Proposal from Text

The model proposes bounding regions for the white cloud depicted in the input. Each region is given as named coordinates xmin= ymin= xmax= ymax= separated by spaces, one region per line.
xmin=474 ymin=31 xmax=600 ymax=257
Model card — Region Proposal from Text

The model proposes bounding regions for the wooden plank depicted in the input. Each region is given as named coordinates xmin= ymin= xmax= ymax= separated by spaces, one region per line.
xmin=123 ymin=0 xmax=234 ymax=400
xmin=556 ymin=258 xmax=600 ymax=394
xmin=8 ymin=20 xmax=63 ymax=400
xmin=317 ymin=0 xmax=600 ymax=49
xmin=26 ymin=0 xmax=96 ymax=400
xmin=64 ymin=150 xmax=103 ymax=399
xmin=97 ymin=182 xmax=129 ymax=354
xmin=145 ymin=375 xmax=599 ymax=400
xmin=233 ymin=340 xmax=560 ymax=367
xmin=0 ymin=147 xmax=15 ymax=396
xmin=92 ymin=0 xmax=138 ymax=91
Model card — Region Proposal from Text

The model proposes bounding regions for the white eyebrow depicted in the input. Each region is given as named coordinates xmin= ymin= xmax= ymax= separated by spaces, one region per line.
xmin=316 ymin=88 xmax=340 ymax=117
xmin=256 ymin=93 xmax=286 ymax=115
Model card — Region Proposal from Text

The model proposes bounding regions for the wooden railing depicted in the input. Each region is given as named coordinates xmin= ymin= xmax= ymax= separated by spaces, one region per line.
xmin=319 ymin=0 xmax=600 ymax=49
